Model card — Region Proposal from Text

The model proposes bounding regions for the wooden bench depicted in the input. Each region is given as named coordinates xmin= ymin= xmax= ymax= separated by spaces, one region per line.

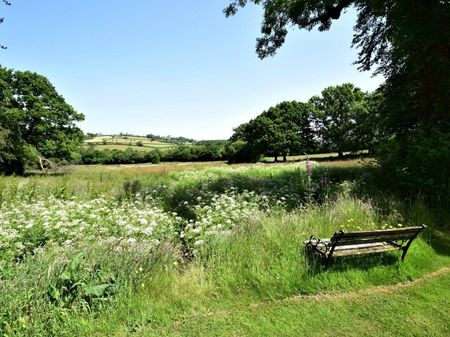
xmin=304 ymin=225 xmax=427 ymax=266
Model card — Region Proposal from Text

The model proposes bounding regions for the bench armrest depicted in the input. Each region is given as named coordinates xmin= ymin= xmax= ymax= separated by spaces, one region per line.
xmin=306 ymin=236 xmax=330 ymax=255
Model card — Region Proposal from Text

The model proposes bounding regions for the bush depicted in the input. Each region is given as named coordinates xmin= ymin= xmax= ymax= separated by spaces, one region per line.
xmin=226 ymin=141 xmax=262 ymax=163
xmin=161 ymin=144 xmax=227 ymax=162
xmin=48 ymin=252 xmax=116 ymax=308
xmin=78 ymin=144 xmax=226 ymax=166
xmin=378 ymin=124 xmax=450 ymax=207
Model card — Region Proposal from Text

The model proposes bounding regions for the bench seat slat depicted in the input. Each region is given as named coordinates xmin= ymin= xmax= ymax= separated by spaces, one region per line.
xmin=304 ymin=240 xmax=397 ymax=257
xmin=333 ymin=242 xmax=397 ymax=257
xmin=338 ymin=227 xmax=423 ymax=238
xmin=333 ymin=234 xmax=416 ymax=246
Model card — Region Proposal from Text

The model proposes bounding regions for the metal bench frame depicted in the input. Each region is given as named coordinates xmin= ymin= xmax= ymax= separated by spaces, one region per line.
xmin=304 ymin=225 xmax=427 ymax=267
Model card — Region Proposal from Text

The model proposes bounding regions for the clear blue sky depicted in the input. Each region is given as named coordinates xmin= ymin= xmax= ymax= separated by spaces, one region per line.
xmin=1 ymin=1 xmax=383 ymax=140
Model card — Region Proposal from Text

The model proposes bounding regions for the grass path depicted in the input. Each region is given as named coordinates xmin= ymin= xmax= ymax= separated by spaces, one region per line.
xmin=131 ymin=266 xmax=450 ymax=337
xmin=179 ymin=266 xmax=450 ymax=320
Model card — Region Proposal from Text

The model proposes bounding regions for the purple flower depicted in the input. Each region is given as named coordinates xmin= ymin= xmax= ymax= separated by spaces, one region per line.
xmin=305 ymin=156 xmax=312 ymax=178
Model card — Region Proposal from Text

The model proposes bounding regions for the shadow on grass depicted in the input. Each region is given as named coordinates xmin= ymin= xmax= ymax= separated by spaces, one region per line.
xmin=23 ymin=171 xmax=67 ymax=177
xmin=304 ymin=248 xmax=400 ymax=276
xmin=261 ymin=153 xmax=371 ymax=163
xmin=303 ymin=153 xmax=372 ymax=163
xmin=425 ymin=229 xmax=450 ymax=256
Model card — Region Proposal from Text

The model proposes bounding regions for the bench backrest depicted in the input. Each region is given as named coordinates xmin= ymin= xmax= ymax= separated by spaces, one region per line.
xmin=330 ymin=225 xmax=426 ymax=246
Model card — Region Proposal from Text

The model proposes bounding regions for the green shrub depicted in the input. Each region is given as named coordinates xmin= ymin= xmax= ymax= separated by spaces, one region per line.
xmin=226 ymin=140 xmax=262 ymax=163
xmin=48 ymin=252 xmax=116 ymax=308
xmin=378 ymin=124 xmax=450 ymax=209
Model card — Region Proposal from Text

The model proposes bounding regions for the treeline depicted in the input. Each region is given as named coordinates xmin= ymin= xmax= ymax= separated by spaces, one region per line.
xmin=78 ymin=81 xmax=382 ymax=166
xmin=227 ymin=83 xmax=381 ymax=163
xmin=84 ymin=133 xmax=195 ymax=145
xmin=78 ymin=142 xmax=228 ymax=165
xmin=145 ymin=134 xmax=195 ymax=144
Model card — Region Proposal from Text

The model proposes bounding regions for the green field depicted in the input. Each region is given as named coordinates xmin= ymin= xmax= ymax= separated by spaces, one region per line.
xmin=84 ymin=135 xmax=179 ymax=151
xmin=0 ymin=160 xmax=448 ymax=336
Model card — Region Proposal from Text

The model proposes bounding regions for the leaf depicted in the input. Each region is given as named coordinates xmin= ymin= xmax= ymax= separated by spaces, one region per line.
xmin=83 ymin=284 xmax=111 ymax=298
xmin=48 ymin=284 xmax=60 ymax=303
xmin=60 ymin=252 xmax=84 ymax=282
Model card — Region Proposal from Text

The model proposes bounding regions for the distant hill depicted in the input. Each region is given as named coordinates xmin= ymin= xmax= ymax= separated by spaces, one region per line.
xmin=84 ymin=135 xmax=182 ymax=152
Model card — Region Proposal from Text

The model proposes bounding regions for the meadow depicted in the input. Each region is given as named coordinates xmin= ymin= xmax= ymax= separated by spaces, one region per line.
xmin=0 ymin=159 xmax=449 ymax=336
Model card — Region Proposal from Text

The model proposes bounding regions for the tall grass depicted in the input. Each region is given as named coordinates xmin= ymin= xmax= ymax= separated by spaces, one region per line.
xmin=0 ymin=161 xmax=448 ymax=336
xmin=2 ymin=194 xmax=447 ymax=336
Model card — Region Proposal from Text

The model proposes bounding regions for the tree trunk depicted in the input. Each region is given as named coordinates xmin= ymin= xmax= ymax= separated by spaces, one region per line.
xmin=338 ymin=149 xmax=344 ymax=158
xmin=274 ymin=152 xmax=278 ymax=162
xmin=283 ymin=153 xmax=287 ymax=162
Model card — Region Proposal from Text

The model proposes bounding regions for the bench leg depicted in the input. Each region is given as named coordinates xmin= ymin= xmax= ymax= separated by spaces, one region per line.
xmin=401 ymin=240 xmax=413 ymax=261
xmin=325 ymin=249 xmax=335 ymax=268
xmin=401 ymin=228 xmax=425 ymax=261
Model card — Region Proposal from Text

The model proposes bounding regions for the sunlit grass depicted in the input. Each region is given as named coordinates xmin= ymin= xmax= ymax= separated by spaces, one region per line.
xmin=0 ymin=159 xmax=448 ymax=336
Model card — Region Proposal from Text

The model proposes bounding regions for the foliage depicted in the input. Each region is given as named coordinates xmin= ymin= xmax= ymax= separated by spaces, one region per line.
xmin=145 ymin=133 xmax=195 ymax=144
xmin=0 ymin=66 xmax=85 ymax=173
xmin=163 ymin=144 xmax=226 ymax=162
xmin=231 ymin=101 xmax=316 ymax=161
xmin=230 ymin=89 xmax=378 ymax=161
xmin=0 ymin=122 xmax=26 ymax=174
xmin=224 ymin=0 xmax=450 ymax=210
xmin=80 ymin=147 xmax=161 ymax=165
xmin=79 ymin=142 xmax=228 ymax=165
xmin=309 ymin=83 xmax=368 ymax=157
xmin=373 ymin=1 xmax=450 ymax=202
xmin=48 ymin=252 xmax=116 ymax=308
xmin=226 ymin=140 xmax=262 ymax=163
xmin=0 ymin=195 xmax=179 ymax=266
xmin=378 ymin=125 xmax=450 ymax=206
xmin=353 ymin=89 xmax=384 ymax=154
xmin=223 ymin=0 xmax=447 ymax=76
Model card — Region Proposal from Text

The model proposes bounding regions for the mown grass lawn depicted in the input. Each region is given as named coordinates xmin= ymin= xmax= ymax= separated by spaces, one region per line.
xmin=134 ymin=268 xmax=450 ymax=337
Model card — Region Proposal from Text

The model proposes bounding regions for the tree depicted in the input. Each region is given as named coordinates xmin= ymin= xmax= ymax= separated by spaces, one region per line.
xmin=309 ymin=83 xmax=367 ymax=158
xmin=0 ymin=66 xmax=85 ymax=173
xmin=224 ymin=1 xmax=448 ymax=74
xmin=225 ymin=0 xmax=450 ymax=201
xmin=226 ymin=140 xmax=262 ymax=163
xmin=353 ymin=89 xmax=384 ymax=154
xmin=231 ymin=101 xmax=315 ymax=161
xmin=0 ymin=121 xmax=26 ymax=174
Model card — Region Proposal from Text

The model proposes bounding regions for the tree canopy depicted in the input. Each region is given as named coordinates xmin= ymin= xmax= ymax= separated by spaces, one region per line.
xmin=309 ymin=83 xmax=367 ymax=157
xmin=225 ymin=0 xmax=450 ymax=201
xmin=229 ymin=85 xmax=379 ymax=162
xmin=0 ymin=66 xmax=85 ymax=173
xmin=231 ymin=101 xmax=315 ymax=162
xmin=224 ymin=0 xmax=449 ymax=125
